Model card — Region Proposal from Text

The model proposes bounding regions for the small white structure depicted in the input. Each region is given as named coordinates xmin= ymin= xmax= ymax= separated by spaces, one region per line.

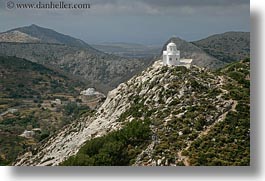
xmin=180 ymin=59 xmax=193 ymax=69
xmin=0 ymin=108 xmax=18 ymax=117
xmin=8 ymin=108 xmax=18 ymax=114
xmin=163 ymin=41 xmax=193 ymax=68
xmin=51 ymin=99 xmax=61 ymax=105
xmin=20 ymin=130 xmax=35 ymax=138
xmin=80 ymin=88 xmax=105 ymax=97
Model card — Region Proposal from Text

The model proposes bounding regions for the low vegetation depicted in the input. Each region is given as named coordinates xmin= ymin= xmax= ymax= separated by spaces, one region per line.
xmin=60 ymin=119 xmax=151 ymax=166
xmin=0 ymin=56 xmax=89 ymax=165
xmin=60 ymin=58 xmax=250 ymax=166
xmin=192 ymin=32 xmax=250 ymax=63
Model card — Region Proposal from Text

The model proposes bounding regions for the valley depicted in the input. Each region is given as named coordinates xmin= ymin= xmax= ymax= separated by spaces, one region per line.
xmin=0 ymin=56 xmax=103 ymax=165
xmin=0 ymin=25 xmax=153 ymax=93
xmin=91 ymin=42 xmax=161 ymax=58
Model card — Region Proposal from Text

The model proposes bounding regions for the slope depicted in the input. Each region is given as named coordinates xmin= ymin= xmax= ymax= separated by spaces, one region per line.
xmin=0 ymin=25 xmax=152 ymax=92
xmin=14 ymin=58 xmax=250 ymax=166
xmin=1 ymin=24 xmax=93 ymax=49
xmin=192 ymin=32 xmax=250 ymax=63
xmin=0 ymin=56 xmax=84 ymax=99
xmin=0 ymin=56 xmax=87 ymax=165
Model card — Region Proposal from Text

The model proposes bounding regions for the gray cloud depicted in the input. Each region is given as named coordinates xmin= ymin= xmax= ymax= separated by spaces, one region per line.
xmin=87 ymin=0 xmax=249 ymax=15
xmin=0 ymin=0 xmax=249 ymax=44
xmin=92 ymin=0 xmax=249 ymax=7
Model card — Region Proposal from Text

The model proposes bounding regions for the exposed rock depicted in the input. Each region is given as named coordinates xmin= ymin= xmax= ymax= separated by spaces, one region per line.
xmin=13 ymin=59 xmax=250 ymax=166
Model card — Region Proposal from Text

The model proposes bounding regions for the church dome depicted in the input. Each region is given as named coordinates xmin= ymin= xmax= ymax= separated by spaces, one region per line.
xmin=167 ymin=42 xmax=177 ymax=52
xmin=167 ymin=42 xmax=176 ymax=47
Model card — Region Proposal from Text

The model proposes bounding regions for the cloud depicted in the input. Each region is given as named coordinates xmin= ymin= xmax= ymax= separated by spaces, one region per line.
xmin=91 ymin=0 xmax=249 ymax=7
xmin=0 ymin=0 xmax=249 ymax=44
xmin=86 ymin=0 xmax=249 ymax=15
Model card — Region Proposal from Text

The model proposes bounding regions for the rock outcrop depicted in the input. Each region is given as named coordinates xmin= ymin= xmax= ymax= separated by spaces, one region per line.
xmin=14 ymin=59 xmax=250 ymax=166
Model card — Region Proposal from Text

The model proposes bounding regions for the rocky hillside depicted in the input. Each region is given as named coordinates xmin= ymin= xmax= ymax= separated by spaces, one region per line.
xmin=161 ymin=37 xmax=225 ymax=69
xmin=14 ymin=58 xmax=250 ymax=166
xmin=0 ymin=56 xmax=84 ymax=99
xmin=192 ymin=32 xmax=250 ymax=63
xmin=0 ymin=56 xmax=88 ymax=165
xmin=0 ymin=30 xmax=40 ymax=43
xmin=0 ymin=25 xmax=152 ymax=93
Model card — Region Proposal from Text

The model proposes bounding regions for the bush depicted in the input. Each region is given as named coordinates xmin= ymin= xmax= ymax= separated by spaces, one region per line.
xmin=60 ymin=119 xmax=151 ymax=166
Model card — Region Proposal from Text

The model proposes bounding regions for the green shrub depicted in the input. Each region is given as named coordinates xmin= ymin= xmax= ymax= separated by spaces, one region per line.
xmin=60 ymin=119 xmax=151 ymax=166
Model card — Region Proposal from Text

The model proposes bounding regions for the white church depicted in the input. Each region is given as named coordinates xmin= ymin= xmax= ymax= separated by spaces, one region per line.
xmin=163 ymin=41 xmax=193 ymax=68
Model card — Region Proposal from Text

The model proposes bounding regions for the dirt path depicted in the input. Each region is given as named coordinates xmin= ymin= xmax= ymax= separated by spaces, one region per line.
xmin=177 ymin=151 xmax=190 ymax=166
xmin=133 ymin=141 xmax=155 ymax=166
xmin=177 ymin=99 xmax=238 ymax=166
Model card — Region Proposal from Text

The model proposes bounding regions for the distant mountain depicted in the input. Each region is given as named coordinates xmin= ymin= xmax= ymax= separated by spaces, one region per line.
xmin=14 ymin=59 xmax=250 ymax=166
xmin=0 ymin=30 xmax=40 ymax=43
xmin=192 ymin=32 xmax=250 ymax=63
xmin=161 ymin=37 xmax=225 ymax=69
xmin=0 ymin=25 xmax=152 ymax=93
xmin=1 ymin=24 xmax=94 ymax=49
xmin=91 ymin=42 xmax=161 ymax=58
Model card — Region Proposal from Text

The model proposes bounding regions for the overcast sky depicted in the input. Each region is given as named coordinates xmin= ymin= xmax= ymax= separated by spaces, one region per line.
xmin=0 ymin=0 xmax=249 ymax=45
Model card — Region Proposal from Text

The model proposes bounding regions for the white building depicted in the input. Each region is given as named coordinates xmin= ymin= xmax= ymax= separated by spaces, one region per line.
xmin=19 ymin=130 xmax=35 ymax=138
xmin=80 ymin=88 xmax=105 ymax=97
xmin=163 ymin=42 xmax=193 ymax=68
xmin=51 ymin=99 xmax=61 ymax=105
xmin=163 ymin=42 xmax=180 ymax=66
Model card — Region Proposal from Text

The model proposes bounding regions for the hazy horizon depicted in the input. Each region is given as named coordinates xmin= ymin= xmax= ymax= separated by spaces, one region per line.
xmin=0 ymin=0 xmax=250 ymax=45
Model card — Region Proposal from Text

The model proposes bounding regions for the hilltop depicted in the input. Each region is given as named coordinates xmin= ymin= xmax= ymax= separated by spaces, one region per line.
xmin=162 ymin=37 xmax=225 ymax=69
xmin=0 ymin=24 xmax=93 ymax=49
xmin=14 ymin=58 xmax=250 ymax=166
xmin=192 ymin=32 xmax=250 ymax=63
xmin=161 ymin=32 xmax=250 ymax=69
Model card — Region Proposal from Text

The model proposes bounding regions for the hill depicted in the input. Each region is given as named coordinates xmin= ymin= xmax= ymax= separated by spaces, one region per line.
xmin=0 ymin=56 xmax=91 ymax=165
xmin=14 ymin=58 xmax=250 ymax=166
xmin=161 ymin=37 xmax=225 ymax=69
xmin=0 ymin=25 xmax=152 ymax=93
xmin=192 ymin=32 xmax=250 ymax=63
xmin=0 ymin=24 xmax=93 ymax=49
xmin=0 ymin=56 xmax=84 ymax=99
xmin=0 ymin=30 xmax=40 ymax=43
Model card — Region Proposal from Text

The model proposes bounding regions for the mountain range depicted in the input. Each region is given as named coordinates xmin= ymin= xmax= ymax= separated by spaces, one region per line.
xmin=91 ymin=42 xmax=161 ymax=58
xmin=0 ymin=25 xmax=250 ymax=94
xmin=0 ymin=25 xmax=152 ymax=93
xmin=192 ymin=31 xmax=250 ymax=63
